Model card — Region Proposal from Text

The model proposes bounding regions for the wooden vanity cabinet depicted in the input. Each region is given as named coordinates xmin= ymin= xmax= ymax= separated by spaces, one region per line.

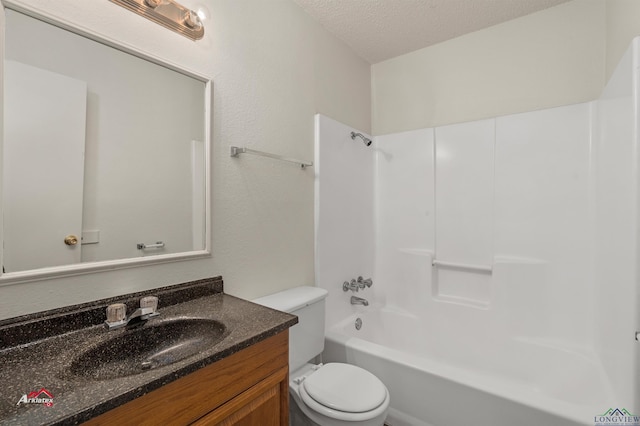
xmin=84 ymin=331 xmax=289 ymax=426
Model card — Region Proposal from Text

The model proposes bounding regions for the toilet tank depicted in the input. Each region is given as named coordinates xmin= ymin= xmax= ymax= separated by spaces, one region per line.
xmin=253 ymin=286 xmax=328 ymax=372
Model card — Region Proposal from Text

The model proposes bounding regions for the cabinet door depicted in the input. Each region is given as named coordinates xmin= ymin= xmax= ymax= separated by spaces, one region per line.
xmin=192 ymin=366 xmax=288 ymax=426
xmin=83 ymin=331 xmax=289 ymax=426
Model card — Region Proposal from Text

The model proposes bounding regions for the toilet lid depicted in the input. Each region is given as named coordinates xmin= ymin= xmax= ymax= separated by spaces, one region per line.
xmin=301 ymin=363 xmax=387 ymax=413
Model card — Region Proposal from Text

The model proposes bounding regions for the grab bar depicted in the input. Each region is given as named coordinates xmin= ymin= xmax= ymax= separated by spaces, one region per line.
xmin=230 ymin=146 xmax=313 ymax=169
xmin=432 ymin=259 xmax=492 ymax=273
xmin=137 ymin=241 xmax=165 ymax=250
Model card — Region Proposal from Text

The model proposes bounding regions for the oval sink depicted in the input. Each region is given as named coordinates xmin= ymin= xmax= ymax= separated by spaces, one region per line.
xmin=66 ymin=318 xmax=227 ymax=380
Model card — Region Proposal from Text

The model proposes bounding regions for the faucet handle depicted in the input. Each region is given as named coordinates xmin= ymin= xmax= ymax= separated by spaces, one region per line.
xmin=105 ymin=303 xmax=127 ymax=328
xmin=357 ymin=276 xmax=373 ymax=288
xmin=140 ymin=296 xmax=160 ymax=318
xmin=106 ymin=303 xmax=126 ymax=322
xmin=140 ymin=296 xmax=158 ymax=312
xmin=342 ymin=280 xmax=359 ymax=292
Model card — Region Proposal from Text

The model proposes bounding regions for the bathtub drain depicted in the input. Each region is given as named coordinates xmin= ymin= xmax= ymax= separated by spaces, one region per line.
xmin=355 ymin=317 xmax=362 ymax=330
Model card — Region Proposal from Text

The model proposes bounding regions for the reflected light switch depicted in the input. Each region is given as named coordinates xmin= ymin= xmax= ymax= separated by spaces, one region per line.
xmin=81 ymin=230 xmax=100 ymax=245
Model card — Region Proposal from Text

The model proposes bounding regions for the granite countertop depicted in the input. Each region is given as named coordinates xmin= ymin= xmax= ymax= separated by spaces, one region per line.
xmin=0 ymin=277 xmax=297 ymax=425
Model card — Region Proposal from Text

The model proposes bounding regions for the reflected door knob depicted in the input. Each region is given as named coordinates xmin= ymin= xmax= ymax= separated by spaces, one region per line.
xmin=64 ymin=235 xmax=79 ymax=246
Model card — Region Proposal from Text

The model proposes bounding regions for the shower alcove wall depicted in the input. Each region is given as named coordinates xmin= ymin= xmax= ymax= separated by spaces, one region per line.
xmin=315 ymin=38 xmax=640 ymax=426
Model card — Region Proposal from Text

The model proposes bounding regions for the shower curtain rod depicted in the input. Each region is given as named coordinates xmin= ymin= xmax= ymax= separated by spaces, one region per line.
xmin=229 ymin=146 xmax=313 ymax=169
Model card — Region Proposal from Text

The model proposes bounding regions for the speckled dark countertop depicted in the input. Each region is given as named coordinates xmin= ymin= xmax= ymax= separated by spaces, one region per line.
xmin=0 ymin=277 xmax=297 ymax=425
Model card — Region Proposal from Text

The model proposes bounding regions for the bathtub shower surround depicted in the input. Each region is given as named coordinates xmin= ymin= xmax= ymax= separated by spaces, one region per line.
xmin=314 ymin=39 xmax=640 ymax=426
xmin=314 ymin=115 xmax=376 ymax=322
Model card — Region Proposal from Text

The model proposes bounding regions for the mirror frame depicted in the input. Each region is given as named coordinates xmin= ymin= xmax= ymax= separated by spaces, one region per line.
xmin=0 ymin=0 xmax=212 ymax=285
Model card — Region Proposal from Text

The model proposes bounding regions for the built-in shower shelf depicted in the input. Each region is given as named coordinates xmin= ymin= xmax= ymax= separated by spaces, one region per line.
xmin=431 ymin=259 xmax=492 ymax=274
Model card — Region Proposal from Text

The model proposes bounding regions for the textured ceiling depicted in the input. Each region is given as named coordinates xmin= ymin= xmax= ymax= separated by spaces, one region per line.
xmin=293 ymin=0 xmax=571 ymax=63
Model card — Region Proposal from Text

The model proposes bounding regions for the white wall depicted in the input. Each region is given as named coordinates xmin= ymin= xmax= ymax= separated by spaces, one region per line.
xmin=494 ymin=104 xmax=593 ymax=346
xmin=606 ymin=0 xmax=640 ymax=81
xmin=372 ymin=0 xmax=606 ymax=135
xmin=372 ymin=0 xmax=640 ymax=136
xmin=374 ymin=103 xmax=594 ymax=347
xmin=0 ymin=0 xmax=371 ymax=319
xmin=375 ymin=128 xmax=434 ymax=313
xmin=594 ymin=39 xmax=639 ymax=411
xmin=433 ymin=120 xmax=495 ymax=306
xmin=314 ymin=114 xmax=374 ymax=325
xmin=435 ymin=120 xmax=495 ymax=269
xmin=372 ymin=0 xmax=607 ymax=135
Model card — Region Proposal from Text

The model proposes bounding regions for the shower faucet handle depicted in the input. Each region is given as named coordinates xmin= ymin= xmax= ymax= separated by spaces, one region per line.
xmin=357 ymin=276 xmax=373 ymax=288
xmin=343 ymin=279 xmax=359 ymax=292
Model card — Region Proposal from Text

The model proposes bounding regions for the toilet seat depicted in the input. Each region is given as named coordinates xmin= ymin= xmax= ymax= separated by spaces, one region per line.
xmin=297 ymin=363 xmax=389 ymax=422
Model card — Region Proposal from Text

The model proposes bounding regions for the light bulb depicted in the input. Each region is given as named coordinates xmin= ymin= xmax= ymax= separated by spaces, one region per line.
xmin=183 ymin=10 xmax=203 ymax=30
xmin=144 ymin=0 xmax=161 ymax=8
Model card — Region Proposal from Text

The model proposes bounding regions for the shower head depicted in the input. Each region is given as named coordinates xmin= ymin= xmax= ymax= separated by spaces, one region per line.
xmin=350 ymin=131 xmax=372 ymax=147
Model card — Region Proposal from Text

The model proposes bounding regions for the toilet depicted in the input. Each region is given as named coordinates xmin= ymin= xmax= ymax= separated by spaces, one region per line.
xmin=254 ymin=286 xmax=389 ymax=426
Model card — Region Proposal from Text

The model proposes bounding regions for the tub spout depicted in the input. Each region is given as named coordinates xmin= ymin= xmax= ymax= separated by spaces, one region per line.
xmin=350 ymin=296 xmax=369 ymax=306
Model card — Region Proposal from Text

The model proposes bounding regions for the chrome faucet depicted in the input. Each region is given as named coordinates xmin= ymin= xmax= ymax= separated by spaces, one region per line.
xmin=343 ymin=276 xmax=374 ymax=292
xmin=357 ymin=276 xmax=373 ymax=289
xmin=350 ymin=296 xmax=369 ymax=306
xmin=343 ymin=279 xmax=359 ymax=292
xmin=105 ymin=296 xmax=159 ymax=330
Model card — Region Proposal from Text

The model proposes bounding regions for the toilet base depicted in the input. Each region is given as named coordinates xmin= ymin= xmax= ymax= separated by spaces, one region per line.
xmin=290 ymin=392 xmax=320 ymax=426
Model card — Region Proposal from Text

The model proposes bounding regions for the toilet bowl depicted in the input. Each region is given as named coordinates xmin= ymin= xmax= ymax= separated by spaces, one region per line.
xmin=253 ymin=286 xmax=390 ymax=426
xmin=289 ymin=363 xmax=389 ymax=426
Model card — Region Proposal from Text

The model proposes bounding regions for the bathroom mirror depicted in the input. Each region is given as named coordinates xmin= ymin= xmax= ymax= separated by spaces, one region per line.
xmin=1 ymin=7 xmax=211 ymax=283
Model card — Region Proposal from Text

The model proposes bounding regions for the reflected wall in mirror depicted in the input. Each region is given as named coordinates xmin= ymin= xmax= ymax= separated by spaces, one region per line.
xmin=3 ymin=8 xmax=209 ymax=276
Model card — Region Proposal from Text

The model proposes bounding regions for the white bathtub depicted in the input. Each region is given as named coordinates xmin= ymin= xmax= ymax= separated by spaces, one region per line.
xmin=322 ymin=307 xmax=615 ymax=426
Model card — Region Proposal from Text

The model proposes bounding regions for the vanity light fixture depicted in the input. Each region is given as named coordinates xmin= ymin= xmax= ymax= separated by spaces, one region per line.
xmin=110 ymin=0 xmax=204 ymax=41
